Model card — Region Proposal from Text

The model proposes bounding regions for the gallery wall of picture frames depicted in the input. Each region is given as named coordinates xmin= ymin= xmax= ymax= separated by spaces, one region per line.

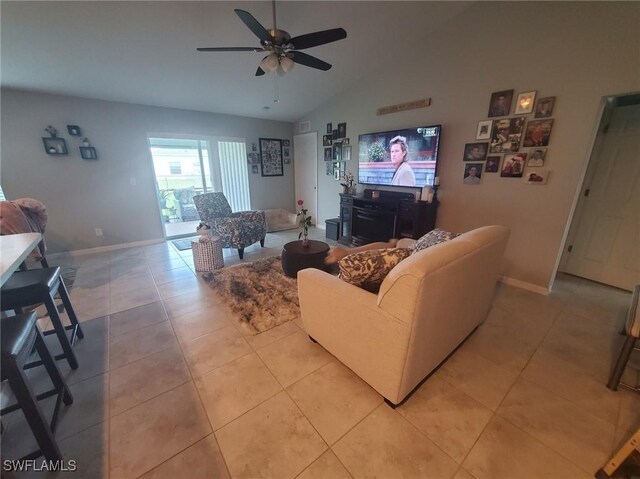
xmin=41 ymin=124 xmax=98 ymax=160
xmin=462 ymin=90 xmax=556 ymax=185
xmin=324 ymin=121 xmax=351 ymax=182
xmin=248 ymin=138 xmax=291 ymax=175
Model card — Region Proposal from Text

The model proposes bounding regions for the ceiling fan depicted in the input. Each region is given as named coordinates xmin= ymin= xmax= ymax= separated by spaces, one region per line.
xmin=197 ymin=1 xmax=347 ymax=76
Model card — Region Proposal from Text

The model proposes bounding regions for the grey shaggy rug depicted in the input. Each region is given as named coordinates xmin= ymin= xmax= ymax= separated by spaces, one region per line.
xmin=205 ymin=256 xmax=300 ymax=334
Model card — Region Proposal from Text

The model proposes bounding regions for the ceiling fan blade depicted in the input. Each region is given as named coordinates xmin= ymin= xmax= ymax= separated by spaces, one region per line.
xmin=290 ymin=51 xmax=332 ymax=71
xmin=289 ymin=28 xmax=347 ymax=50
xmin=255 ymin=67 xmax=266 ymax=76
xmin=197 ymin=47 xmax=263 ymax=52
xmin=234 ymin=9 xmax=272 ymax=43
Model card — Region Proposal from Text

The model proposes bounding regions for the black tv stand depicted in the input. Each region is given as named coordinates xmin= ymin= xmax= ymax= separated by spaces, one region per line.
xmin=338 ymin=189 xmax=438 ymax=246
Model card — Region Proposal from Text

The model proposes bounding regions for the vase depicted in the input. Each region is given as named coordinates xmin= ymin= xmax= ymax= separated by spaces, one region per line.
xmin=302 ymin=233 xmax=309 ymax=247
xmin=342 ymin=186 xmax=349 ymax=195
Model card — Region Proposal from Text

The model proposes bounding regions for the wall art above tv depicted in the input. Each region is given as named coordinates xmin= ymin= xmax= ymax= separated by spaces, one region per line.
xmin=358 ymin=125 xmax=441 ymax=188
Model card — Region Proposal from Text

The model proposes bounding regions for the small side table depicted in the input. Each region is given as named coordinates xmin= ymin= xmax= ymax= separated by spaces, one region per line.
xmin=281 ymin=240 xmax=330 ymax=278
xmin=192 ymin=236 xmax=224 ymax=272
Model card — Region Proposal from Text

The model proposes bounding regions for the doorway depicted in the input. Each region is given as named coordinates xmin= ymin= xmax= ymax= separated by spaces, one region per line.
xmin=293 ymin=132 xmax=318 ymax=224
xmin=148 ymin=137 xmax=212 ymax=239
xmin=559 ymin=93 xmax=640 ymax=291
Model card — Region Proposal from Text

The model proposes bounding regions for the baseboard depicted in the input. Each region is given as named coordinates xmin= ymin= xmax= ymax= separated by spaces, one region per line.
xmin=499 ymin=275 xmax=549 ymax=296
xmin=47 ymin=238 xmax=165 ymax=259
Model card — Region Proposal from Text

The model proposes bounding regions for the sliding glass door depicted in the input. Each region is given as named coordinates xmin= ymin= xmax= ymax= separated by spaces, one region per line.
xmin=148 ymin=137 xmax=212 ymax=238
xmin=148 ymin=136 xmax=251 ymax=239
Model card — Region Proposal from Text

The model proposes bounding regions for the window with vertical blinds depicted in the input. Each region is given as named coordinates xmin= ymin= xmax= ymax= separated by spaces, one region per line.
xmin=218 ymin=141 xmax=251 ymax=212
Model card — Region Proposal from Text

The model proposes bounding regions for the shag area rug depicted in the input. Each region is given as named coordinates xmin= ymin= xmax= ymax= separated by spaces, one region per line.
xmin=205 ymin=256 xmax=300 ymax=334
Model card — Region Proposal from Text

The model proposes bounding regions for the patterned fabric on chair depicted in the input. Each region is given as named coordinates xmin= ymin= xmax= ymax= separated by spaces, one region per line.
xmin=193 ymin=193 xmax=266 ymax=259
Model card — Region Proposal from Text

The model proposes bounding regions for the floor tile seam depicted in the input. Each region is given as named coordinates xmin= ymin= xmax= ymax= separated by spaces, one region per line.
xmin=107 ymin=341 xmax=181 ymax=375
xmin=108 ymin=318 xmax=172 ymax=346
xmin=515 ymin=351 xmax=623 ymax=429
xmin=52 ymin=372 xmax=110 ymax=443
xmin=108 ymin=374 xmax=193 ymax=420
xmin=248 ymin=326 xmax=302 ymax=353
xmin=208 ymin=387 xmax=284 ymax=434
xmin=135 ymin=432 xmax=232 ymax=479
xmin=256 ymin=346 xmax=334 ymax=391
xmin=493 ymin=409 xmax=601 ymax=476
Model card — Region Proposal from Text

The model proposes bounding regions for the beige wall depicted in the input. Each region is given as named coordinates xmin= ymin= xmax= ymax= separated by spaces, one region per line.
xmin=1 ymin=89 xmax=294 ymax=253
xmin=299 ymin=1 xmax=640 ymax=291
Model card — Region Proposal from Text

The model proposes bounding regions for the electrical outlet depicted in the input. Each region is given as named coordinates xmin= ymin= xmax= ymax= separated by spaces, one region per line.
xmin=95 ymin=228 xmax=103 ymax=236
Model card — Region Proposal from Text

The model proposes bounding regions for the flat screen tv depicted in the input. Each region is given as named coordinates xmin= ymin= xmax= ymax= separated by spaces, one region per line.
xmin=358 ymin=125 xmax=441 ymax=188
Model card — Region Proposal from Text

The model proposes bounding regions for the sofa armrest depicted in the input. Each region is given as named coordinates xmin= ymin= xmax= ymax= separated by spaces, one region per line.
xmin=298 ymin=268 xmax=411 ymax=403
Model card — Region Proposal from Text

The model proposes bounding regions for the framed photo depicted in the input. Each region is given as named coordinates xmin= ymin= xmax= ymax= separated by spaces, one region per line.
xmin=80 ymin=146 xmax=98 ymax=160
xmin=488 ymin=89 xmax=514 ymax=117
xmin=527 ymin=148 xmax=547 ymax=167
xmin=325 ymin=161 xmax=334 ymax=176
xmin=500 ymin=153 xmax=527 ymax=178
xmin=259 ymin=138 xmax=283 ymax=177
xmin=485 ymin=155 xmax=501 ymax=173
xmin=333 ymin=143 xmax=342 ymax=161
xmin=342 ymin=138 xmax=350 ymax=145
xmin=323 ymin=135 xmax=332 ymax=146
xmin=247 ymin=152 xmax=260 ymax=165
xmin=337 ymin=122 xmax=347 ymax=139
xmin=463 ymin=142 xmax=488 ymax=162
xmin=284 ymin=157 xmax=291 ymax=165
xmin=251 ymin=164 xmax=259 ymax=174
xmin=522 ymin=119 xmax=553 ymax=147
xmin=283 ymin=139 xmax=290 ymax=147
xmin=489 ymin=117 xmax=525 ymax=153
xmin=463 ymin=163 xmax=483 ymax=185
xmin=515 ymin=91 xmax=537 ymax=115
xmin=283 ymin=148 xmax=290 ymax=157
xmin=324 ymin=147 xmax=332 ymax=162
xmin=326 ymin=123 xmax=332 ymax=134
xmin=535 ymin=97 xmax=555 ymax=118
xmin=334 ymin=166 xmax=340 ymax=180
xmin=332 ymin=129 xmax=338 ymax=141
xmin=476 ymin=120 xmax=493 ymax=140
xmin=342 ymin=145 xmax=352 ymax=162
xmin=42 ymin=137 xmax=68 ymax=155
xmin=67 ymin=125 xmax=81 ymax=136
xmin=251 ymin=143 xmax=257 ymax=152
xmin=525 ymin=169 xmax=549 ymax=184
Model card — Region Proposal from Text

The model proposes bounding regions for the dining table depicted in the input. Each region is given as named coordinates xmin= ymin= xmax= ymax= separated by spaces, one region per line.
xmin=0 ymin=232 xmax=42 ymax=287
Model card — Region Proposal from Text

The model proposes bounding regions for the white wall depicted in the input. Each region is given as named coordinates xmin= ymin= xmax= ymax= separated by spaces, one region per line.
xmin=1 ymin=89 xmax=294 ymax=252
xmin=299 ymin=1 xmax=640 ymax=290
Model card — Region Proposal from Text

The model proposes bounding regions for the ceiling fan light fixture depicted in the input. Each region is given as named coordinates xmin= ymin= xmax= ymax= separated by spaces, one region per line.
xmin=278 ymin=56 xmax=295 ymax=75
xmin=259 ymin=53 xmax=279 ymax=73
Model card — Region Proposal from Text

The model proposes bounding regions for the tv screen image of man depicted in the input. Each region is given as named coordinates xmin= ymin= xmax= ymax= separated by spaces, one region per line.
xmin=390 ymin=136 xmax=416 ymax=187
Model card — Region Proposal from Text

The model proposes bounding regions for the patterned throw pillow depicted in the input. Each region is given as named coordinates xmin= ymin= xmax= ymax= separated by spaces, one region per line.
xmin=412 ymin=229 xmax=461 ymax=254
xmin=338 ymin=247 xmax=413 ymax=293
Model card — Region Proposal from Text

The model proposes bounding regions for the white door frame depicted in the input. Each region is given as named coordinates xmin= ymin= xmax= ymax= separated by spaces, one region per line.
xmin=293 ymin=132 xmax=318 ymax=225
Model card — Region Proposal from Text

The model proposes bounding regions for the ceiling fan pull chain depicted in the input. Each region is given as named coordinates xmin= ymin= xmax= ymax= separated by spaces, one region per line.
xmin=273 ymin=71 xmax=279 ymax=103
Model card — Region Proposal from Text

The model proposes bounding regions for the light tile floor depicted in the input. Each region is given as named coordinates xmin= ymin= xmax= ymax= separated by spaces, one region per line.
xmin=2 ymin=227 xmax=639 ymax=478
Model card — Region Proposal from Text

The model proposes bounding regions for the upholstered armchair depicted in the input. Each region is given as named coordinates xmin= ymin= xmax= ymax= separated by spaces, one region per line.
xmin=193 ymin=193 xmax=266 ymax=259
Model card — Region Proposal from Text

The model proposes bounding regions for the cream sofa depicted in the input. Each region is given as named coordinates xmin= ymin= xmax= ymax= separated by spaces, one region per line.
xmin=264 ymin=208 xmax=298 ymax=233
xmin=298 ymin=225 xmax=510 ymax=406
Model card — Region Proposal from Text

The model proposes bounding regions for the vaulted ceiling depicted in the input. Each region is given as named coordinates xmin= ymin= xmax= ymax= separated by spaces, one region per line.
xmin=1 ymin=1 xmax=470 ymax=121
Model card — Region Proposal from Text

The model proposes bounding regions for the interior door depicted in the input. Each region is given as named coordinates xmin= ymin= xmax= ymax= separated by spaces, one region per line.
xmin=293 ymin=132 xmax=318 ymax=224
xmin=564 ymin=103 xmax=640 ymax=290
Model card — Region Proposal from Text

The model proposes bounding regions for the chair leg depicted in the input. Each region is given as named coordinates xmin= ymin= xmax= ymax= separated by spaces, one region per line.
xmin=56 ymin=280 xmax=84 ymax=340
xmin=34 ymin=327 xmax=73 ymax=406
xmin=238 ymin=248 xmax=244 ymax=259
xmin=44 ymin=294 xmax=79 ymax=370
xmin=260 ymin=238 xmax=265 ymax=247
xmin=607 ymin=335 xmax=637 ymax=391
xmin=6 ymin=364 xmax=62 ymax=461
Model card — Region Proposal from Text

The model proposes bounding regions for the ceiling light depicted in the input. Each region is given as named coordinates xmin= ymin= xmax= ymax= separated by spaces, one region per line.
xmin=277 ymin=56 xmax=295 ymax=76
xmin=259 ymin=53 xmax=279 ymax=73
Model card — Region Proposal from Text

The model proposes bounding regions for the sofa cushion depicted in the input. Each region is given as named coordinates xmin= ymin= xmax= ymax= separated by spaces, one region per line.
xmin=338 ymin=247 xmax=412 ymax=293
xmin=412 ymin=229 xmax=461 ymax=254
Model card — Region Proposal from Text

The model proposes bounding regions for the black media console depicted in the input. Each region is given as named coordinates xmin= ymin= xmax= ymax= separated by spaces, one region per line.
xmin=338 ymin=189 xmax=438 ymax=246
